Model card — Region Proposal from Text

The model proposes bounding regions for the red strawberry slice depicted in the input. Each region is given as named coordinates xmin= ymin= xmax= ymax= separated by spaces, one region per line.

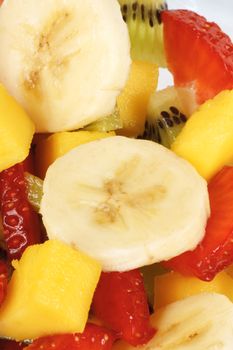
xmin=0 ymin=161 xmax=41 ymax=260
xmin=164 ymin=166 xmax=233 ymax=281
xmin=92 ymin=270 xmax=155 ymax=346
xmin=0 ymin=259 xmax=8 ymax=305
xmin=24 ymin=323 xmax=116 ymax=350
xmin=0 ymin=339 xmax=24 ymax=349
xmin=162 ymin=10 xmax=233 ymax=104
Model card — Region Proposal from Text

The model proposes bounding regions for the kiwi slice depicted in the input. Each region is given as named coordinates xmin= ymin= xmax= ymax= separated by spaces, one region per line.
xmin=139 ymin=86 xmax=197 ymax=148
xmin=25 ymin=172 xmax=43 ymax=213
xmin=84 ymin=108 xmax=122 ymax=132
xmin=119 ymin=0 xmax=167 ymax=67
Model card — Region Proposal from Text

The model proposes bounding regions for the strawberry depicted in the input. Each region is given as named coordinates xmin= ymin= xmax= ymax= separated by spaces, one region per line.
xmin=24 ymin=323 xmax=116 ymax=350
xmin=0 ymin=161 xmax=41 ymax=260
xmin=0 ymin=259 xmax=8 ymax=305
xmin=162 ymin=10 xmax=233 ymax=104
xmin=0 ymin=339 xmax=24 ymax=349
xmin=164 ymin=166 xmax=233 ymax=281
xmin=92 ymin=270 xmax=155 ymax=346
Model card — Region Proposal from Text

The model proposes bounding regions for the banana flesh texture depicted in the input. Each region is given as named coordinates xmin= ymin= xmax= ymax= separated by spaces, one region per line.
xmin=0 ymin=0 xmax=131 ymax=132
xmin=41 ymin=136 xmax=210 ymax=271
xmin=113 ymin=293 xmax=233 ymax=350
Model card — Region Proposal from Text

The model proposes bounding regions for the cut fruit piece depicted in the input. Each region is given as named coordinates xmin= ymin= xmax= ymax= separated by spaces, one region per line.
xmin=24 ymin=172 xmax=43 ymax=213
xmin=139 ymin=86 xmax=197 ymax=148
xmin=25 ymin=323 xmax=116 ymax=350
xmin=41 ymin=136 xmax=209 ymax=272
xmin=117 ymin=61 xmax=158 ymax=137
xmin=0 ymin=0 xmax=131 ymax=132
xmin=92 ymin=270 xmax=155 ymax=346
xmin=0 ymin=240 xmax=101 ymax=341
xmin=112 ymin=293 xmax=233 ymax=350
xmin=119 ymin=0 xmax=167 ymax=67
xmin=35 ymin=131 xmax=115 ymax=179
xmin=162 ymin=10 xmax=233 ymax=104
xmin=0 ymin=84 xmax=35 ymax=172
xmin=171 ymin=90 xmax=233 ymax=180
xmin=154 ymin=271 xmax=233 ymax=308
xmin=0 ymin=339 xmax=24 ymax=350
xmin=0 ymin=260 xmax=8 ymax=307
xmin=0 ymin=161 xmax=41 ymax=261
xmin=164 ymin=166 xmax=233 ymax=281
xmin=85 ymin=108 xmax=122 ymax=133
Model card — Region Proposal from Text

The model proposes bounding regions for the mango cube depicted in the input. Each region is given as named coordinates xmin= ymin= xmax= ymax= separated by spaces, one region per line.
xmin=0 ymin=84 xmax=35 ymax=171
xmin=0 ymin=240 xmax=101 ymax=341
xmin=172 ymin=90 xmax=233 ymax=180
xmin=117 ymin=60 xmax=158 ymax=137
xmin=35 ymin=130 xmax=115 ymax=178
xmin=154 ymin=271 xmax=233 ymax=308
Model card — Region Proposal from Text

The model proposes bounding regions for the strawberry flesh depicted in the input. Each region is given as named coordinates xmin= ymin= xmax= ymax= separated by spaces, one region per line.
xmin=0 ymin=161 xmax=41 ymax=260
xmin=92 ymin=270 xmax=155 ymax=346
xmin=0 ymin=259 xmax=8 ymax=305
xmin=164 ymin=166 xmax=233 ymax=281
xmin=0 ymin=339 xmax=24 ymax=349
xmin=24 ymin=323 xmax=116 ymax=350
xmin=162 ymin=10 xmax=233 ymax=104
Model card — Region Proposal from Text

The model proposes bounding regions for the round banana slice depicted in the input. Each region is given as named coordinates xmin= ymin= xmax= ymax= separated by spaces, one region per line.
xmin=0 ymin=0 xmax=131 ymax=132
xmin=41 ymin=136 xmax=210 ymax=271
xmin=113 ymin=293 xmax=233 ymax=350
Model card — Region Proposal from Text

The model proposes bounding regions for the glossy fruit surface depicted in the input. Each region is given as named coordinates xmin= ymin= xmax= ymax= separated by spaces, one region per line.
xmin=0 ymin=161 xmax=41 ymax=260
xmin=24 ymin=323 xmax=116 ymax=350
xmin=162 ymin=10 xmax=233 ymax=103
xmin=92 ymin=270 xmax=155 ymax=346
xmin=164 ymin=166 xmax=233 ymax=281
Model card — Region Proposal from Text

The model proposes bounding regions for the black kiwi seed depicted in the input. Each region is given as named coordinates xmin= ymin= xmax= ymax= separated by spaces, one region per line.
xmin=141 ymin=4 xmax=145 ymax=21
xmin=122 ymin=4 xmax=128 ymax=13
xmin=180 ymin=113 xmax=187 ymax=122
xmin=170 ymin=106 xmax=179 ymax=115
xmin=165 ymin=117 xmax=174 ymax=127
xmin=148 ymin=9 xmax=154 ymax=27
xmin=161 ymin=111 xmax=170 ymax=119
xmin=158 ymin=120 xmax=164 ymax=129
xmin=132 ymin=2 xmax=138 ymax=11
xmin=156 ymin=9 xmax=162 ymax=25
xmin=173 ymin=116 xmax=181 ymax=125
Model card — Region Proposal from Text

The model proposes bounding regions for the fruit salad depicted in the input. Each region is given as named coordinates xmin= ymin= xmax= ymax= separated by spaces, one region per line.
xmin=0 ymin=0 xmax=232 ymax=349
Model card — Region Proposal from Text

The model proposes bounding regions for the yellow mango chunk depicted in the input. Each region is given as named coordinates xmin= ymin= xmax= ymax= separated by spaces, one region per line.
xmin=171 ymin=90 xmax=233 ymax=180
xmin=117 ymin=61 xmax=158 ymax=137
xmin=154 ymin=271 xmax=233 ymax=308
xmin=0 ymin=84 xmax=35 ymax=171
xmin=35 ymin=130 xmax=114 ymax=178
xmin=0 ymin=240 xmax=101 ymax=341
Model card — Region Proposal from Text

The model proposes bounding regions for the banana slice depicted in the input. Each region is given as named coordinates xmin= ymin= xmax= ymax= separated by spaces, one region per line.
xmin=113 ymin=293 xmax=233 ymax=350
xmin=40 ymin=136 xmax=210 ymax=271
xmin=0 ymin=0 xmax=131 ymax=132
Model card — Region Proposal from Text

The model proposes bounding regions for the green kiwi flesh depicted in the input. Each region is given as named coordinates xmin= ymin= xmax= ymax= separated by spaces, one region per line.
xmin=139 ymin=86 xmax=197 ymax=148
xmin=24 ymin=172 xmax=43 ymax=213
xmin=84 ymin=108 xmax=123 ymax=132
xmin=118 ymin=0 xmax=167 ymax=67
